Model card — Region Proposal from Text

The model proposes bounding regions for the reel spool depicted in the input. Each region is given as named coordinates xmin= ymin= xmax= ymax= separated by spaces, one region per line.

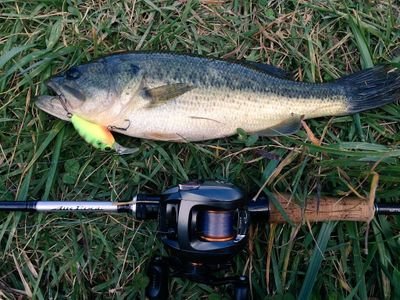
xmin=198 ymin=209 xmax=236 ymax=242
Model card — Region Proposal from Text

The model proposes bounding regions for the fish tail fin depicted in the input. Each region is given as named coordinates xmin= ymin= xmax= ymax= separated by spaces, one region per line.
xmin=336 ymin=65 xmax=400 ymax=113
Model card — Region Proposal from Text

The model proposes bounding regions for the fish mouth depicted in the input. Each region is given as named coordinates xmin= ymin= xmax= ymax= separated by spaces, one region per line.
xmin=35 ymin=95 xmax=71 ymax=121
xmin=35 ymin=79 xmax=71 ymax=121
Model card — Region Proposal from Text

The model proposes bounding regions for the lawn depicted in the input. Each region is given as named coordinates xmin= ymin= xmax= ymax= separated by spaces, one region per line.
xmin=1 ymin=1 xmax=400 ymax=299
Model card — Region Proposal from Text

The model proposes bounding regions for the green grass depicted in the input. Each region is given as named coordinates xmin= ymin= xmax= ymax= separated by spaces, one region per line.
xmin=1 ymin=0 xmax=400 ymax=299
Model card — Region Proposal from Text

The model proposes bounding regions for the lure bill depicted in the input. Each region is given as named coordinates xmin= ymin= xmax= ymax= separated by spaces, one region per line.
xmin=36 ymin=52 xmax=400 ymax=142
xmin=71 ymin=114 xmax=137 ymax=155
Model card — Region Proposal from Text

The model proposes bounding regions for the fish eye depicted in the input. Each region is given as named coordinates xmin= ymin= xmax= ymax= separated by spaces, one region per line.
xmin=104 ymin=146 xmax=112 ymax=151
xmin=66 ymin=67 xmax=81 ymax=80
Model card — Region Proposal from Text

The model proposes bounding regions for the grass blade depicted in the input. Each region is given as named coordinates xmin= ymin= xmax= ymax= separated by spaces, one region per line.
xmin=23 ymin=121 xmax=65 ymax=176
xmin=298 ymin=222 xmax=336 ymax=299
xmin=0 ymin=44 xmax=36 ymax=70
xmin=348 ymin=13 xmax=373 ymax=141
xmin=42 ymin=127 xmax=65 ymax=200
xmin=348 ymin=15 xmax=373 ymax=68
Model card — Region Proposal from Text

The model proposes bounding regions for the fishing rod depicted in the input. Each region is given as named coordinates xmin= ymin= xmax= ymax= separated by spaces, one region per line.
xmin=1 ymin=181 xmax=400 ymax=300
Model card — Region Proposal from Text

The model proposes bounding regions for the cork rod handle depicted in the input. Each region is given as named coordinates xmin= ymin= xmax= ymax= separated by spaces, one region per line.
xmin=269 ymin=194 xmax=375 ymax=223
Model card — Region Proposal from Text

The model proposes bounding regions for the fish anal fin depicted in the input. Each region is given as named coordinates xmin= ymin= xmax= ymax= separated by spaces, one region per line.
xmin=144 ymin=83 xmax=194 ymax=107
xmin=254 ymin=115 xmax=303 ymax=136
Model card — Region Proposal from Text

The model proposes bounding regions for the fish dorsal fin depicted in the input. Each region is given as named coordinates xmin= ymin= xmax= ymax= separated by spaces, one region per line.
xmin=255 ymin=114 xmax=303 ymax=136
xmin=245 ymin=61 xmax=293 ymax=80
xmin=144 ymin=83 xmax=194 ymax=107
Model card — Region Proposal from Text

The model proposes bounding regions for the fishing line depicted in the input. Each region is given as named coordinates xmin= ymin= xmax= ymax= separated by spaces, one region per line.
xmin=198 ymin=210 xmax=235 ymax=242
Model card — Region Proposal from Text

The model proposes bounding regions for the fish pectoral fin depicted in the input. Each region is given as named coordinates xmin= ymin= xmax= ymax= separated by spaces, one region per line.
xmin=244 ymin=61 xmax=293 ymax=80
xmin=255 ymin=114 xmax=304 ymax=136
xmin=143 ymin=83 xmax=194 ymax=107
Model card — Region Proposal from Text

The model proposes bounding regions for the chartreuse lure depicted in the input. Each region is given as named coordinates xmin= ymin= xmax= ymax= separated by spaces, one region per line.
xmin=70 ymin=114 xmax=137 ymax=155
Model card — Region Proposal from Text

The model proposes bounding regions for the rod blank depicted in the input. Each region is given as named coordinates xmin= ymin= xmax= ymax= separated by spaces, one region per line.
xmin=0 ymin=201 xmax=133 ymax=214
xmin=0 ymin=195 xmax=161 ymax=220
xmin=375 ymin=204 xmax=400 ymax=215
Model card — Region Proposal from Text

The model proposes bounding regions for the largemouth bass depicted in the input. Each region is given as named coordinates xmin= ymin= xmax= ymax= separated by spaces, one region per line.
xmin=36 ymin=52 xmax=400 ymax=142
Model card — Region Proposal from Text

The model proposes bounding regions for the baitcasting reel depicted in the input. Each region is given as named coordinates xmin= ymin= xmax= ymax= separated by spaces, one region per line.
xmin=143 ymin=181 xmax=251 ymax=299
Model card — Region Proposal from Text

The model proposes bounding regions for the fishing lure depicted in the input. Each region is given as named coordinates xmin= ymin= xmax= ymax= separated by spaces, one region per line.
xmin=70 ymin=114 xmax=137 ymax=155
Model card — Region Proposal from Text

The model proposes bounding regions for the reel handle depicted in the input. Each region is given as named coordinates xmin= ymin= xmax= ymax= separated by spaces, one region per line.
xmin=268 ymin=194 xmax=375 ymax=223
xmin=146 ymin=257 xmax=169 ymax=300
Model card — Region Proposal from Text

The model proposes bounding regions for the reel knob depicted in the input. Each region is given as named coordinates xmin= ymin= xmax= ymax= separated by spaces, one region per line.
xmin=146 ymin=257 xmax=169 ymax=300
xmin=234 ymin=276 xmax=249 ymax=300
